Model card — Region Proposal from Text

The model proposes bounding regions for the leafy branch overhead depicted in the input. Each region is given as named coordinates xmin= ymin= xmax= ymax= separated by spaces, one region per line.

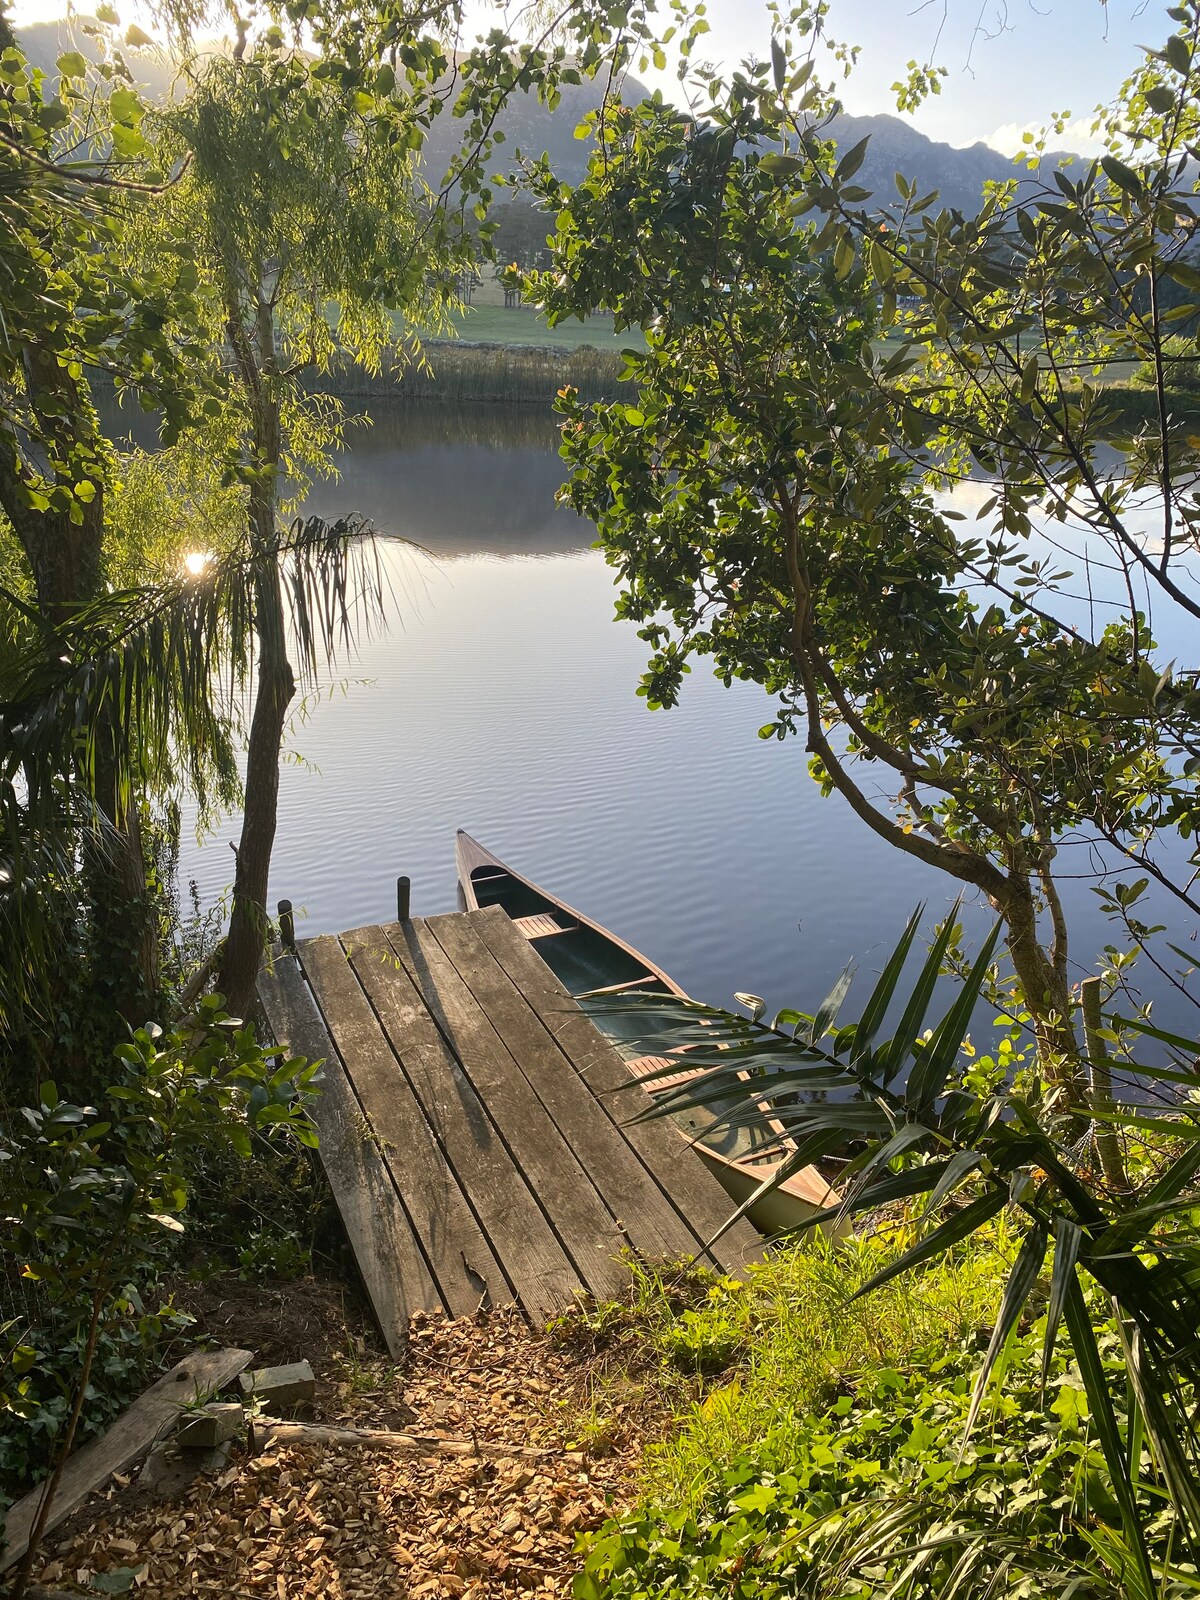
xmin=528 ymin=0 xmax=1200 ymax=1076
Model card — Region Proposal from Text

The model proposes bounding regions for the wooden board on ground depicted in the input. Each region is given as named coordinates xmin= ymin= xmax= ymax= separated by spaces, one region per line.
xmin=1 ymin=1347 xmax=251 ymax=1571
xmin=419 ymin=911 xmax=716 ymax=1266
xmin=387 ymin=918 xmax=631 ymax=1305
xmin=300 ymin=935 xmax=508 ymax=1319
xmin=258 ymin=951 xmax=437 ymax=1352
xmin=342 ymin=926 xmax=580 ymax=1314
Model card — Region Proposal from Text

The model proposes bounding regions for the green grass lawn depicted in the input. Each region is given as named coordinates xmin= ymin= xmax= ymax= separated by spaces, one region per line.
xmin=422 ymin=303 xmax=645 ymax=351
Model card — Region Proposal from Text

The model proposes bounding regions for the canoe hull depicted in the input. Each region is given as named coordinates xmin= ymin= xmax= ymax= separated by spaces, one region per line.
xmin=455 ymin=831 xmax=840 ymax=1236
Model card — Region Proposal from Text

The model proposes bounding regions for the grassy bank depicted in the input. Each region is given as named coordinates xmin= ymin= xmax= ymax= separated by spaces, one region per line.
xmin=423 ymin=303 xmax=644 ymax=352
xmin=567 ymin=1229 xmax=1164 ymax=1600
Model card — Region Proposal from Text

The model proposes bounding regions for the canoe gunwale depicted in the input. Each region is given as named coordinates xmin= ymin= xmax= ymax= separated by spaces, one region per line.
xmin=453 ymin=831 xmax=839 ymax=1224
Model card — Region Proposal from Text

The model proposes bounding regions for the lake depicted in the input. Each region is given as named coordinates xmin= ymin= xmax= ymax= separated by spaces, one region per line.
xmin=177 ymin=402 xmax=1196 ymax=1036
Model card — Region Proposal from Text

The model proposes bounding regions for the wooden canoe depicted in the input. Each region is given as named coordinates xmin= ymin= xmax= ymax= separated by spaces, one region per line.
xmin=455 ymin=831 xmax=838 ymax=1234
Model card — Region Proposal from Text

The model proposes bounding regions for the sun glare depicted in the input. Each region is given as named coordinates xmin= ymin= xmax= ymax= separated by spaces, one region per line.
xmin=183 ymin=550 xmax=211 ymax=577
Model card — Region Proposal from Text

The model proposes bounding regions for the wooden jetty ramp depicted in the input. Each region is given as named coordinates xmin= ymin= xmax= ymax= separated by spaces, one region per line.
xmin=259 ymin=905 xmax=762 ymax=1356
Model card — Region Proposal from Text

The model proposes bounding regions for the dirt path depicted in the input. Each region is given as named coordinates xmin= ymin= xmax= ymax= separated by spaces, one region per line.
xmin=31 ymin=1304 xmax=651 ymax=1599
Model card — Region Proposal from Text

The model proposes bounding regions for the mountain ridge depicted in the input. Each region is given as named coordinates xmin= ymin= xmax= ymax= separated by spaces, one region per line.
xmin=17 ymin=19 xmax=1079 ymax=212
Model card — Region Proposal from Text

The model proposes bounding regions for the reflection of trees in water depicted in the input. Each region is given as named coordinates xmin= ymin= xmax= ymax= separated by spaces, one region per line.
xmin=301 ymin=401 xmax=592 ymax=558
xmin=98 ymin=394 xmax=589 ymax=557
xmin=351 ymin=400 xmax=562 ymax=452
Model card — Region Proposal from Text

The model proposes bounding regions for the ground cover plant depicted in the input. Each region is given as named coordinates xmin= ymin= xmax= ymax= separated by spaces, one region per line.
xmin=0 ymin=997 xmax=319 ymax=1591
xmin=572 ymin=1235 xmax=1186 ymax=1600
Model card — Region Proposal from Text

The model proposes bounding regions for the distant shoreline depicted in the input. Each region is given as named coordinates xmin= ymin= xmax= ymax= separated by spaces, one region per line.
xmin=311 ymin=341 xmax=628 ymax=406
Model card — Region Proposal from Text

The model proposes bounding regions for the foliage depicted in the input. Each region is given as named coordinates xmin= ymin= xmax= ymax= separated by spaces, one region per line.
xmin=530 ymin=0 xmax=1200 ymax=1072
xmin=574 ymin=1236 xmax=1189 ymax=1600
xmin=0 ymin=995 xmax=319 ymax=1583
xmin=0 ymin=1283 xmax=192 ymax=1502
xmin=595 ymin=908 xmax=1200 ymax=1588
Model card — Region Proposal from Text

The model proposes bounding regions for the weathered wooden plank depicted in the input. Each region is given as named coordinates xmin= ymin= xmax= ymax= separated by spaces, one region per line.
xmin=259 ymin=952 xmax=438 ymax=1349
xmin=423 ymin=911 xmax=710 ymax=1266
xmin=467 ymin=906 xmax=765 ymax=1274
xmin=302 ymin=934 xmax=507 ymax=1318
xmin=342 ymin=925 xmax=580 ymax=1314
xmin=386 ymin=919 xmax=631 ymax=1304
xmin=1 ymin=1348 xmax=252 ymax=1571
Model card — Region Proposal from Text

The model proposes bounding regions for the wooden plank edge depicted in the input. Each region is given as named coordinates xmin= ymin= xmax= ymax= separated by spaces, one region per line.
xmin=253 ymin=1420 xmax=580 ymax=1462
xmin=259 ymin=948 xmax=442 ymax=1347
xmin=1 ymin=1347 xmax=251 ymax=1571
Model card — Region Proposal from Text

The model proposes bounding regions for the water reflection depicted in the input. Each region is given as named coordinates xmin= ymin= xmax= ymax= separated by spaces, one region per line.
xmin=302 ymin=404 xmax=583 ymax=557
xmin=173 ymin=400 xmax=1196 ymax=1035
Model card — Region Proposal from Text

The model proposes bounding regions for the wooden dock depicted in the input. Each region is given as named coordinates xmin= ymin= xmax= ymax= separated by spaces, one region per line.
xmin=259 ymin=905 xmax=762 ymax=1355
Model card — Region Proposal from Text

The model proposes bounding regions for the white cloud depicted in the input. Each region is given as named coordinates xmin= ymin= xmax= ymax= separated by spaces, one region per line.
xmin=987 ymin=116 xmax=1110 ymax=160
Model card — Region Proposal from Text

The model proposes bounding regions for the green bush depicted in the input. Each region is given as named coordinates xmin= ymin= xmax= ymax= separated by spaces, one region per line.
xmin=0 ymin=997 xmax=319 ymax=1584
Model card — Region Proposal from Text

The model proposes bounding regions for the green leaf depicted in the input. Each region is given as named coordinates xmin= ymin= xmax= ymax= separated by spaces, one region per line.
xmin=848 ymin=906 xmax=924 ymax=1067
xmin=835 ymin=135 xmax=870 ymax=183
xmin=906 ymin=920 xmax=1003 ymax=1114
xmin=878 ymin=907 xmax=956 ymax=1084
xmin=89 ymin=1567 xmax=142 ymax=1594
xmin=1101 ymin=154 xmax=1144 ymax=196
xmin=771 ymin=36 xmax=786 ymax=93
xmin=1166 ymin=31 xmax=1193 ymax=74
xmin=1062 ymin=1276 xmax=1155 ymax=1594
xmin=962 ymin=1221 xmax=1047 ymax=1443
xmin=806 ymin=965 xmax=853 ymax=1045
xmin=1042 ymin=1214 xmax=1081 ymax=1393
xmin=109 ymin=85 xmax=141 ymax=124
xmin=849 ymin=1189 xmax=1008 ymax=1301
xmin=56 ymin=51 xmax=88 ymax=78
xmin=918 ymin=1149 xmax=983 ymax=1222
xmin=760 ymin=153 xmax=804 ymax=180
xmin=1145 ymin=84 xmax=1178 ymax=115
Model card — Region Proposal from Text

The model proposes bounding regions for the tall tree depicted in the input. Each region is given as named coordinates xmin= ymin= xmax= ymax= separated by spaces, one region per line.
xmin=531 ymin=2 xmax=1200 ymax=1076
xmin=154 ymin=0 xmax=663 ymax=1016
xmin=0 ymin=9 xmax=206 ymax=1027
xmin=156 ymin=47 xmax=452 ymax=1017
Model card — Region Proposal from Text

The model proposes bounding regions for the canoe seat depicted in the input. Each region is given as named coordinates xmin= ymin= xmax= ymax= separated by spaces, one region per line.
xmin=512 ymin=913 xmax=575 ymax=940
xmin=624 ymin=1054 xmax=696 ymax=1094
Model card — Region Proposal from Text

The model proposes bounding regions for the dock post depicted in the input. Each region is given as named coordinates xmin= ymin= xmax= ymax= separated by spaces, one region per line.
xmin=397 ymin=876 xmax=411 ymax=922
xmin=278 ymin=899 xmax=296 ymax=954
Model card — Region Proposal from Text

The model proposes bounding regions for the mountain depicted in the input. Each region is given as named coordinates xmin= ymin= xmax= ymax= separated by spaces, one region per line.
xmin=16 ymin=21 xmax=1075 ymax=210
xmin=826 ymin=111 xmax=1074 ymax=213
xmin=17 ymin=19 xmax=178 ymax=100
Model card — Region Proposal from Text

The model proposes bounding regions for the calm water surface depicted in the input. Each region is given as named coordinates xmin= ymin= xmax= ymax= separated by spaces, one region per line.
xmin=178 ymin=404 xmax=1194 ymax=1027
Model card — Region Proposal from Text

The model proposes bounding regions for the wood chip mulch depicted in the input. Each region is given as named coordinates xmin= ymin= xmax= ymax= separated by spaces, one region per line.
xmin=32 ymin=1305 xmax=656 ymax=1600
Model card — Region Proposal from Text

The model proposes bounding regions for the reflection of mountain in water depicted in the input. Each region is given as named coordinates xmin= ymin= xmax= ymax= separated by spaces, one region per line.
xmin=300 ymin=403 xmax=591 ymax=558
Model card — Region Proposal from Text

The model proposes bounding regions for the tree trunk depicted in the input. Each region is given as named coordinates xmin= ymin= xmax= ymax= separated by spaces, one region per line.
xmin=217 ymin=309 xmax=293 ymax=1021
xmin=218 ymin=560 xmax=295 ymax=1019
xmin=997 ymin=877 xmax=1086 ymax=1101
xmin=0 ymin=361 xmax=159 ymax=1025
xmin=86 ymin=747 xmax=159 ymax=1025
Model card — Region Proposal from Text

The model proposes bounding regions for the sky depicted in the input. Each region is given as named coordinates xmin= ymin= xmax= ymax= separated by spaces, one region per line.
xmin=681 ymin=0 xmax=1156 ymax=153
xmin=8 ymin=0 xmax=1169 ymax=154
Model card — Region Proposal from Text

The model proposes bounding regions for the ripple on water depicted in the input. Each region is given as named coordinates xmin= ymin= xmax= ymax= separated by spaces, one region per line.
xmin=178 ymin=411 xmax=1193 ymax=1032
